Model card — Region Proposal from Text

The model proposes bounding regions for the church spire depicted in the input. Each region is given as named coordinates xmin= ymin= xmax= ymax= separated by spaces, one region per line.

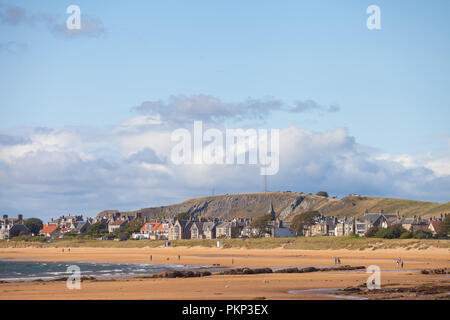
xmin=268 ymin=201 xmax=275 ymax=220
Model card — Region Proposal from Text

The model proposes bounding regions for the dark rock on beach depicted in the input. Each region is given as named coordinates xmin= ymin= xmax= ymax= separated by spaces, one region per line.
xmin=219 ymin=267 xmax=273 ymax=275
xmin=420 ymin=267 xmax=449 ymax=275
xmin=147 ymin=270 xmax=212 ymax=279
xmin=275 ymin=265 xmax=365 ymax=274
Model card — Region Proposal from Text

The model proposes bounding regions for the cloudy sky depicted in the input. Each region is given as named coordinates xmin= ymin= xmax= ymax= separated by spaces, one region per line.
xmin=1 ymin=0 xmax=450 ymax=221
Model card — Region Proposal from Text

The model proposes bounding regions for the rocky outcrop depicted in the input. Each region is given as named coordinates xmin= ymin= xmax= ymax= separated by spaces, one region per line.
xmin=96 ymin=192 xmax=447 ymax=221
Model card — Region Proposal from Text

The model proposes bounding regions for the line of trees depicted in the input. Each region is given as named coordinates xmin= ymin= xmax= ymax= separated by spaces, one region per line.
xmin=5 ymin=209 xmax=449 ymax=242
xmin=250 ymin=214 xmax=273 ymax=237
xmin=24 ymin=218 xmax=43 ymax=235
xmin=365 ymin=215 xmax=449 ymax=239
xmin=289 ymin=211 xmax=320 ymax=235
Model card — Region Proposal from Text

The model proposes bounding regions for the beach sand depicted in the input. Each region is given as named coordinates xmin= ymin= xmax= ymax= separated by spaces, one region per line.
xmin=0 ymin=246 xmax=448 ymax=300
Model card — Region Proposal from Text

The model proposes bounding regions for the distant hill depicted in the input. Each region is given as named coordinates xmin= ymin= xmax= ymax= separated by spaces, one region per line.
xmin=96 ymin=192 xmax=450 ymax=221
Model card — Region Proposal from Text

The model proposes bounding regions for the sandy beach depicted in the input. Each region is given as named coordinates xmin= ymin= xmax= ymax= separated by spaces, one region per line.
xmin=0 ymin=246 xmax=449 ymax=300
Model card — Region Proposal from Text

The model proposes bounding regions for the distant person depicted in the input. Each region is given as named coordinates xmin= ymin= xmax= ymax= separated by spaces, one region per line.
xmin=401 ymin=260 xmax=404 ymax=269
xmin=62 ymin=248 xmax=64 ymax=253
xmin=178 ymin=255 xmax=180 ymax=261
xmin=337 ymin=258 xmax=341 ymax=265
xmin=334 ymin=257 xmax=337 ymax=265
xmin=232 ymin=258 xmax=234 ymax=265
xmin=150 ymin=255 xmax=152 ymax=262
xmin=68 ymin=248 xmax=70 ymax=253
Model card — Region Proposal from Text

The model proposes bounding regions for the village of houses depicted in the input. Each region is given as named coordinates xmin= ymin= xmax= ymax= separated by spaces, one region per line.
xmin=0 ymin=202 xmax=446 ymax=241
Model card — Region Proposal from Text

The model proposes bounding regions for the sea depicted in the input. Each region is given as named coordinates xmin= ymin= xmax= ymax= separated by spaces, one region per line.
xmin=0 ymin=259 xmax=214 ymax=282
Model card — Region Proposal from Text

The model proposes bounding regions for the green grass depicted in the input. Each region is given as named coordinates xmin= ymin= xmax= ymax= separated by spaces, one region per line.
xmin=1 ymin=237 xmax=448 ymax=250
xmin=0 ymin=239 xmax=166 ymax=248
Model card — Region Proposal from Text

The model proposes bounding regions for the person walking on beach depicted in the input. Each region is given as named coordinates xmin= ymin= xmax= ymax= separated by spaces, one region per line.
xmin=334 ymin=257 xmax=337 ymax=265
xmin=401 ymin=259 xmax=404 ymax=269
xmin=397 ymin=257 xmax=402 ymax=269
xmin=178 ymin=255 xmax=180 ymax=261
xmin=337 ymin=257 xmax=341 ymax=265
xmin=232 ymin=258 xmax=234 ymax=265
xmin=150 ymin=255 xmax=152 ymax=262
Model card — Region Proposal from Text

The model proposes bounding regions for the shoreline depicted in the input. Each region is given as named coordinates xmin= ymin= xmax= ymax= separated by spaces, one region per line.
xmin=0 ymin=258 xmax=225 ymax=283
xmin=0 ymin=246 xmax=448 ymax=300
xmin=0 ymin=245 xmax=448 ymax=266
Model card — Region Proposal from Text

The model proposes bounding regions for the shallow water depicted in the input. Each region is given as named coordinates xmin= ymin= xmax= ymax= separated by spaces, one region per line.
xmin=0 ymin=259 xmax=215 ymax=281
xmin=288 ymin=288 xmax=368 ymax=300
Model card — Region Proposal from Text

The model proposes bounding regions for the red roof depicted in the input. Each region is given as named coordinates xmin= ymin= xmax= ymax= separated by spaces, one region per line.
xmin=141 ymin=222 xmax=159 ymax=232
xmin=429 ymin=220 xmax=441 ymax=231
xmin=40 ymin=224 xmax=58 ymax=234
xmin=140 ymin=222 xmax=169 ymax=232
xmin=109 ymin=219 xmax=127 ymax=226
xmin=155 ymin=223 xmax=169 ymax=231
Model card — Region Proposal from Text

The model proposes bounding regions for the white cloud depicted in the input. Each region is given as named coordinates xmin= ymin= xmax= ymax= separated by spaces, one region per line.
xmin=132 ymin=94 xmax=283 ymax=124
xmin=376 ymin=154 xmax=418 ymax=169
xmin=0 ymin=103 xmax=449 ymax=220
xmin=0 ymin=3 xmax=106 ymax=39
xmin=424 ymin=158 xmax=450 ymax=177
xmin=289 ymin=100 xmax=340 ymax=113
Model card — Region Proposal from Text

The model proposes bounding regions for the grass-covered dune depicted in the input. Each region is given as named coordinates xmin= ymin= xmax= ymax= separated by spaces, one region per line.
xmin=1 ymin=237 xmax=448 ymax=250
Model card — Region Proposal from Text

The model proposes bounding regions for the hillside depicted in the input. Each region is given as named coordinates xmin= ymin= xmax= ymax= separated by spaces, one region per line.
xmin=96 ymin=192 xmax=450 ymax=221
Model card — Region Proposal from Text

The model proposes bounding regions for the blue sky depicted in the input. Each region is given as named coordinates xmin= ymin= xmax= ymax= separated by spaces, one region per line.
xmin=1 ymin=1 xmax=450 ymax=220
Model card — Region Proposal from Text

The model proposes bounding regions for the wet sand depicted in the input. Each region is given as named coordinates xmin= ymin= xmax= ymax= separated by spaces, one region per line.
xmin=0 ymin=246 xmax=449 ymax=300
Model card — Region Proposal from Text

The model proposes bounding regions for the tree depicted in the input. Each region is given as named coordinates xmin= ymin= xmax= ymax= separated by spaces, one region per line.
xmin=438 ymin=215 xmax=449 ymax=238
xmin=316 ymin=191 xmax=329 ymax=198
xmin=65 ymin=230 xmax=79 ymax=238
xmin=375 ymin=224 xmax=407 ymax=239
xmin=124 ymin=218 xmax=145 ymax=234
xmin=399 ymin=231 xmax=413 ymax=239
xmin=413 ymin=229 xmax=433 ymax=239
xmin=24 ymin=218 xmax=43 ymax=235
xmin=112 ymin=218 xmax=145 ymax=239
xmin=365 ymin=226 xmax=379 ymax=237
xmin=176 ymin=212 xmax=191 ymax=221
xmin=374 ymin=228 xmax=387 ymax=238
xmin=86 ymin=221 xmax=108 ymax=237
xmin=117 ymin=232 xmax=130 ymax=240
xmin=250 ymin=214 xmax=273 ymax=237
xmin=289 ymin=211 xmax=320 ymax=236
